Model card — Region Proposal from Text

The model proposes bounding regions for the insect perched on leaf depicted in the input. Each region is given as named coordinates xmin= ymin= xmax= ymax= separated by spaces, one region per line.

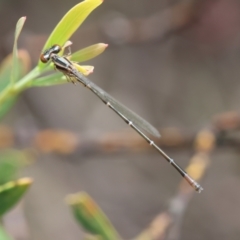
xmin=40 ymin=42 xmax=203 ymax=193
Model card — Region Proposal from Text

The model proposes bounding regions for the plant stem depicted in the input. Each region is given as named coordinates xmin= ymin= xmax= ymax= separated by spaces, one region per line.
xmin=0 ymin=67 xmax=40 ymax=106
xmin=13 ymin=67 xmax=40 ymax=91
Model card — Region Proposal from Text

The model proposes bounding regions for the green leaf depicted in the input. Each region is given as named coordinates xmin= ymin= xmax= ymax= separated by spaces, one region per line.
xmin=0 ymin=50 xmax=30 ymax=120
xmin=0 ymin=149 xmax=28 ymax=185
xmin=71 ymin=43 xmax=108 ymax=63
xmin=67 ymin=192 xmax=121 ymax=240
xmin=11 ymin=17 xmax=26 ymax=84
xmin=0 ymin=96 xmax=17 ymax=120
xmin=0 ymin=50 xmax=31 ymax=90
xmin=38 ymin=0 xmax=103 ymax=69
xmin=0 ymin=56 xmax=12 ymax=91
xmin=31 ymin=73 xmax=67 ymax=87
xmin=0 ymin=225 xmax=13 ymax=240
xmin=0 ymin=178 xmax=32 ymax=216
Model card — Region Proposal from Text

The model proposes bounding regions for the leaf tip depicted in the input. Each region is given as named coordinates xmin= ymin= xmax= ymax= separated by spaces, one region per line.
xmin=65 ymin=193 xmax=80 ymax=205
xmin=20 ymin=16 xmax=27 ymax=22
xmin=88 ymin=70 xmax=94 ymax=75
xmin=17 ymin=177 xmax=33 ymax=186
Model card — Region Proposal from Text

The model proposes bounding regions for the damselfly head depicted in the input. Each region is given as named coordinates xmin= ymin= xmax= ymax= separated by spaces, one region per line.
xmin=40 ymin=44 xmax=62 ymax=63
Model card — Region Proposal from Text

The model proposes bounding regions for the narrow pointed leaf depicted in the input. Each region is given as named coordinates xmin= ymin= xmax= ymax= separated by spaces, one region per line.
xmin=0 ymin=50 xmax=30 ymax=120
xmin=38 ymin=0 xmax=103 ymax=69
xmin=0 ymin=56 xmax=12 ymax=91
xmin=11 ymin=17 xmax=26 ymax=84
xmin=67 ymin=192 xmax=121 ymax=240
xmin=31 ymin=73 xmax=67 ymax=87
xmin=71 ymin=43 xmax=108 ymax=63
xmin=0 ymin=50 xmax=30 ymax=90
xmin=0 ymin=178 xmax=32 ymax=216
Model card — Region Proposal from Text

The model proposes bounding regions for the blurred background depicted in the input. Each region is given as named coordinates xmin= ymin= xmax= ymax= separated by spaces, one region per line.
xmin=1 ymin=0 xmax=240 ymax=239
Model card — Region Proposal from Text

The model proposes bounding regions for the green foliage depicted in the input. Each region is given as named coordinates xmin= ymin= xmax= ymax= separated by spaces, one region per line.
xmin=0 ymin=225 xmax=13 ymax=240
xmin=67 ymin=192 xmax=121 ymax=240
xmin=38 ymin=0 xmax=103 ymax=69
xmin=0 ymin=149 xmax=28 ymax=185
xmin=0 ymin=50 xmax=29 ymax=119
xmin=11 ymin=17 xmax=26 ymax=84
xmin=0 ymin=178 xmax=32 ymax=216
xmin=0 ymin=1 xmax=118 ymax=237
xmin=0 ymin=97 xmax=17 ymax=120
xmin=31 ymin=72 xmax=67 ymax=87
xmin=0 ymin=0 xmax=106 ymax=116
xmin=71 ymin=43 xmax=108 ymax=63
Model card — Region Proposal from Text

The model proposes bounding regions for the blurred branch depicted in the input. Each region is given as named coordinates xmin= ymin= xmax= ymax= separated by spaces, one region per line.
xmin=64 ymin=127 xmax=212 ymax=240
xmin=0 ymin=111 xmax=235 ymax=240
xmin=2 ymin=110 xmax=236 ymax=240
xmin=0 ymin=111 xmax=240 ymax=156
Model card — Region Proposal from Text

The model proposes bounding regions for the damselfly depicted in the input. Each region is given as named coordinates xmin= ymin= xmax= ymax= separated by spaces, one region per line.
xmin=40 ymin=43 xmax=203 ymax=193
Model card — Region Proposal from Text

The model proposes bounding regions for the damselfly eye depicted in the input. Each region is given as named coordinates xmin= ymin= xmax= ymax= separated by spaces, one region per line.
xmin=52 ymin=44 xmax=61 ymax=54
xmin=40 ymin=53 xmax=49 ymax=63
xmin=40 ymin=44 xmax=62 ymax=63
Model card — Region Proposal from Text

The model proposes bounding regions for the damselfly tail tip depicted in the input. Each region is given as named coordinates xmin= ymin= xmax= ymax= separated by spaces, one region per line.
xmin=195 ymin=184 xmax=203 ymax=193
xmin=186 ymin=175 xmax=203 ymax=193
